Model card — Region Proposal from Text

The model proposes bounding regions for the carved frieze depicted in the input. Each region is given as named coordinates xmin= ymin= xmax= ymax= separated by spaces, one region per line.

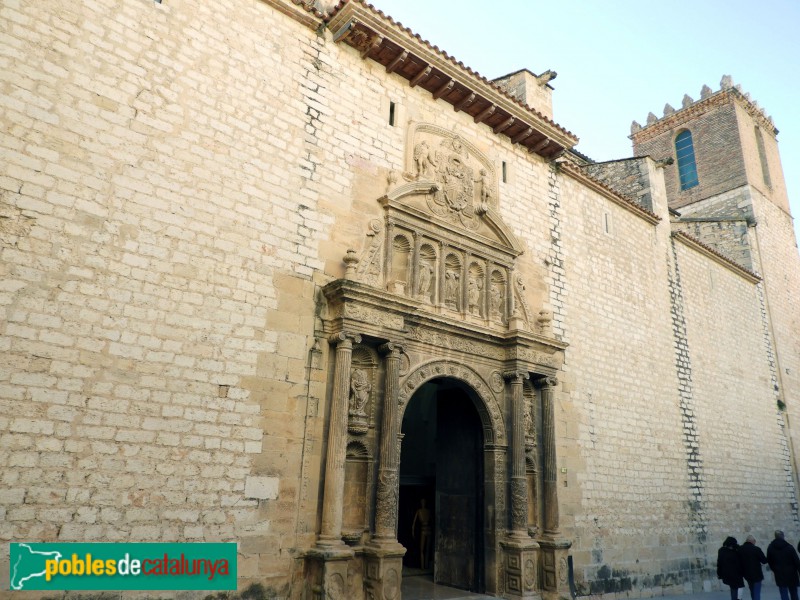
xmin=515 ymin=347 xmax=559 ymax=368
xmin=406 ymin=326 xmax=505 ymax=359
xmin=343 ymin=304 xmax=404 ymax=331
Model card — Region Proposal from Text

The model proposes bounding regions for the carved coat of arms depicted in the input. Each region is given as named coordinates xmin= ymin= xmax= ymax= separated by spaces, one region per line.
xmin=407 ymin=130 xmax=495 ymax=230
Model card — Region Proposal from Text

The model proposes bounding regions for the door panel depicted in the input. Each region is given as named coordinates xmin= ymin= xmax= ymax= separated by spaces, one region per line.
xmin=435 ymin=392 xmax=481 ymax=590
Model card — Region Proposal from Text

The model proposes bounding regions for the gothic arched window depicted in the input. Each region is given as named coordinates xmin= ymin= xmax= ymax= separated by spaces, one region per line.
xmin=675 ymin=130 xmax=699 ymax=190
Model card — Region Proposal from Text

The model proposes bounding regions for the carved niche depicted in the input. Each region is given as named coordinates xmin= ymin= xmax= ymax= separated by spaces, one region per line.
xmin=348 ymin=346 xmax=377 ymax=435
xmin=349 ymin=124 xmax=538 ymax=332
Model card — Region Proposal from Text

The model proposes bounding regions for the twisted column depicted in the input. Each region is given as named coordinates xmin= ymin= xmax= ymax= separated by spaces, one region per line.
xmin=539 ymin=376 xmax=560 ymax=534
xmin=374 ymin=343 xmax=404 ymax=541
xmin=505 ymin=370 xmax=530 ymax=536
xmin=318 ymin=332 xmax=361 ymax=546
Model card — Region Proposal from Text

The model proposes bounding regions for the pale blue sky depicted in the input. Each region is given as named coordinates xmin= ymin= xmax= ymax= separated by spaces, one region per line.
xmin=371 ymin=0 xmax=800 ymax=244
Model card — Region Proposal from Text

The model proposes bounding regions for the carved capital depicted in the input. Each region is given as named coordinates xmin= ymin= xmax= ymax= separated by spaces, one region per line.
xmin=329 ymin=332 xmax=362 ymax=347
xmin=379 ymin=342 xmax=404 ymax=357
xmin=536 ymin=376 xmax=558 ymax=389
xmin=503 ymin=370 xmax=530 ymax=383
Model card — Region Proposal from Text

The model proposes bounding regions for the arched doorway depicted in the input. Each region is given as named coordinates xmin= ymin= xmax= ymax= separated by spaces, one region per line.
xmin=398 ymin=378 xmax=486 ymax=593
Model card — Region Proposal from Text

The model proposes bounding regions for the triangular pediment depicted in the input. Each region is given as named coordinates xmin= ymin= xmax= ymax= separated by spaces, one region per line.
xmin=348 ymin=125 xmax=542 ymax=332
xmin=383 ymin=182 xmax=524 ymax=258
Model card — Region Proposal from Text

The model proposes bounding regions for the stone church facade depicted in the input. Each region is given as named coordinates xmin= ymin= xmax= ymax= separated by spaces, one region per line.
xmin=2 ymin=1 xmax=800 ymax=599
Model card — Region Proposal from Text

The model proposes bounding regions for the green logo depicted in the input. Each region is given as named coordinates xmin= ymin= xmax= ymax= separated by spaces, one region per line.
xmin=9 ymin=543 xmax=237 ymax=591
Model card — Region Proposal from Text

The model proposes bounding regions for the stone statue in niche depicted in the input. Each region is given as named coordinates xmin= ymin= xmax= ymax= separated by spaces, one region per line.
xmin=467 ymin=276 xmax=483 ymax=316
xmin=444 ymin=270 xmax=460 ymax=310
xmin=524 ymin=398 xmax=534 ymax=446
xmin=417 ymin=261 xmax=433 ymax=301
xmin=490 ymin=282 xmax=503 ymax=322
xmin=348 ymin=368 xmax=371 ymax=434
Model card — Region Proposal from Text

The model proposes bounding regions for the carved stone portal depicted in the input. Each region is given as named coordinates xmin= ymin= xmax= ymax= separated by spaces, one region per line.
xmin=315 ymin=124 xmax=568 ymax=600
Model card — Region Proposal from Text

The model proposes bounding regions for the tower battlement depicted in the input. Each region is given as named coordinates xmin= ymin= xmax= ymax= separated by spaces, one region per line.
xmin=630 ymin=75 xmax=777 ymax=140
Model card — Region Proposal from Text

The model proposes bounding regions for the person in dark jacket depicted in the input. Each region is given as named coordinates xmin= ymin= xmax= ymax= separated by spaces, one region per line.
xmin=767 ymin=530 xmax=800 ymax=600
xmin=718 ymin=536 xmax=745 ymax=600
xmin=741 ymin=535 xmax=768 ymax=600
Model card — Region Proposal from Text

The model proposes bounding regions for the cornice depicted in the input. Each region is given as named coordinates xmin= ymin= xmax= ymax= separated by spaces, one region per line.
xmin=326 ymin=0 xmax=578 ymax=158
xmin=262 ymin=0 xmax=323 ymax=29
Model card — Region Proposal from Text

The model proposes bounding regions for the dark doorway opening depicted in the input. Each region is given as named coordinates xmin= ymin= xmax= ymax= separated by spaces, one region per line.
xmin=398 ymin=379 xmax=485 ymax=593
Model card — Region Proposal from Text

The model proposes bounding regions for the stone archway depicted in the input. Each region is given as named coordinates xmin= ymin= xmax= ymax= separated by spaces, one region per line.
xmin=398 ymin=359 xmax=507 ymax=446
xmin=399 ymin=377 xmax=487 ymax=593
xmin=395 ymin=361 xmax=508 ymax=596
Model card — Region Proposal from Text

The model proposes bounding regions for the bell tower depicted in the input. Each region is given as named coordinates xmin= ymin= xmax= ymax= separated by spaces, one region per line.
xmin=631 ymin=75 xmax=800 ymax=489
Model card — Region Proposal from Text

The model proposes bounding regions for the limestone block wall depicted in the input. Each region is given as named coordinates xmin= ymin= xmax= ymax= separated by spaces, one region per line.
xmin=674 ymin=187 xmax=754 ymax=222
xmin=673 ymin=237 xmax=799 ymax=548
xmin=0 ymin=0 xmax=565 ymax=594
xmin=0 ymin=0 xmax=342 ymax=593
xmin=558 ymin=155 xmax=800 ymax=595
xmin=557 ymin=167 xmax=695 ymax=594
xmin=749 ymin=192 xmax=800 ymax=500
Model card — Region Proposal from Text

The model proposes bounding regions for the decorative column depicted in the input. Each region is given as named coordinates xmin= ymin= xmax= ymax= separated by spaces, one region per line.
xmin=535 ymin=376 xmax=571 ymax=600
xmin=502 ymin=370 xmax=539 ymax=600
xmin=318 ymin=331 xmax=361 ymax=547
xmin=365 ymin=342 xmax=406 ymax=600
xmin=505 ymin=370 xmax=530 ymax=536
xmin=373 ymin=342 xmax=404 ymax=542
xmin=539 ymin=376 xmax=559 ymax=535
xmin=307 ymin=332 xmax=360 ymax=600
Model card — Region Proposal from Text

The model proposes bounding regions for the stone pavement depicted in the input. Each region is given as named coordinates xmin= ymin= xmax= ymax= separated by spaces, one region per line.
xmin=401 ymin=577 xmax=784 ymax=600
xmin=658 ymin=583 xmax=781 ymax=600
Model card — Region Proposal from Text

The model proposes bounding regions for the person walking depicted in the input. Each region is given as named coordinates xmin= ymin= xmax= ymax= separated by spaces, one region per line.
xmin=740 ymin=535 xmax=768 ymax=600
xmin=767 ymin=530 xmax=800 ymax=600
xmin=718 ymin=536 xmax=745 ymax=600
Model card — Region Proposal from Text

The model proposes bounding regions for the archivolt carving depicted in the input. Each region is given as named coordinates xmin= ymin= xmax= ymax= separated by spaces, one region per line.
xmin=398 ymin=360 xmax=506 ymax=445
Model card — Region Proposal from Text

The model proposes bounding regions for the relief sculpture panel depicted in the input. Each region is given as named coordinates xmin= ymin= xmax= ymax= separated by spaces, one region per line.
xmin=406 ymin=124 xmax=498 ymax=232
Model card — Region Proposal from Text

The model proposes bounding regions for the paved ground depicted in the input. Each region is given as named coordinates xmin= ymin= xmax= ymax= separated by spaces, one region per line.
xmin=659 ymin=583 xmax=780 ymax=600
xmin=401 ymin=576 xmax=782 ymax=600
